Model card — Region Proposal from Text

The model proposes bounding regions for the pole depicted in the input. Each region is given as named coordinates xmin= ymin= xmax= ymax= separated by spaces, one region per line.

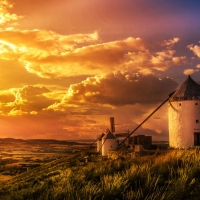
xmin=118 ymin=97 xmax=169 ymax=148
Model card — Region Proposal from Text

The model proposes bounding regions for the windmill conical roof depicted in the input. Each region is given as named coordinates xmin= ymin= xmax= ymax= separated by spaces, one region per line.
xmin=169 ymin=75 xmax=200 ymax=101
xmin=104 ymin=129 xmax=117 ymax=139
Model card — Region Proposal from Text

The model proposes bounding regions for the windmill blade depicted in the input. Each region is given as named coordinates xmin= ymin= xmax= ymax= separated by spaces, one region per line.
xmin=86 ymin=133 xmax=104 ymax=152
xmin=118 ymin=97 xmax=169 ymax=148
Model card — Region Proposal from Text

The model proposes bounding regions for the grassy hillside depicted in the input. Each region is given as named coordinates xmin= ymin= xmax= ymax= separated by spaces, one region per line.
xmin=0 ymin=149 xmax=200 ymax=200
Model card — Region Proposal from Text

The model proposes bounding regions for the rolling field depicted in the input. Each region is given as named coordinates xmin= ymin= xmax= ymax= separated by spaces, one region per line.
xmin=0 ymin=147 xmax=200 ymax=199
xmin=0 ymin=138 xmax=92 ymax=182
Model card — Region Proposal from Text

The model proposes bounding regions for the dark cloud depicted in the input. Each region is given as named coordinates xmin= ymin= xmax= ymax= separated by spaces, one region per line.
xmin=59 ymin=72 xmax=178 ymax=107
xmin=0 ymin=92 xmax=15 ymax=103
xmin=0 ymin=85 xmax=57 ymax=116
xmin=15 ymin=85 xmax=55 ymax=112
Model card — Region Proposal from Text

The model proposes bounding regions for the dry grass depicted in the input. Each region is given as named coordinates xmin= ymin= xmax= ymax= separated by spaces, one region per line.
xmin=0 ymin=149 xmax=200 ymax=199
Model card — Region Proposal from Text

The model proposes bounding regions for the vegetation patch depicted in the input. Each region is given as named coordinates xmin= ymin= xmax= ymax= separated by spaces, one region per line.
xmin=0 ymin=149 xmax=200 ymax=199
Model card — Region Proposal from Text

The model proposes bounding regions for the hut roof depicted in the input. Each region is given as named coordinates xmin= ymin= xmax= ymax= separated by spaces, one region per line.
xmin=170 ymin=75 xmax=200 ymax=101
xmin=104 ymin=129 xmax=117 ymax=139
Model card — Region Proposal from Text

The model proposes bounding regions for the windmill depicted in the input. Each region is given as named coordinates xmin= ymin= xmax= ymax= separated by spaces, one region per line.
xmin=95 ymin=75 xmax=200 ymax=156
xmin=97 ymin=117 xmax=118 ymax=156
xmin=168 ymin=75 xmax=200 ymax=148
xmin=97 ymin=98 xmax=171 ymax=155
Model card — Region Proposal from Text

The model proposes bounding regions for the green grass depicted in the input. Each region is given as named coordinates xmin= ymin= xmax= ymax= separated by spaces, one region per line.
xmin=0 ymin=149 xmax=200 ymax=199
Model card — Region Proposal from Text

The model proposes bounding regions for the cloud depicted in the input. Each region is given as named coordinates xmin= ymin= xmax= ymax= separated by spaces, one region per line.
xmin=0 ymin=113 xmax=109 ymax=139
xmin=150 ymin=50 xmax=176 ymax=70
xmin=0 ymin=94 xmax=170 ymax=140
xmin=0 ymin=90 xmax=15 ymax=103
xmin=0 ymin=25 xmax=185 ymax=78
xmin=8 ymin=109 xmax=28 ymax=116
xmin=197 ymin=64 xmax=200 ymax=68
xmin=48 ymin=72 xmax=178 ymax=114
xmin=0 ymin=85 xmax=56 ymax=116
xmin=172 ymin=56 xmax=187 ymax=65
xmin=0 ymin=29 xmax=99 ymax=52
xmin=0 ymin=106 xmax=169 ymax=141
xmin=183 ymin=68 xmax=199 ymax=75
xmin=188 ymin=44 xmax=200 ymax=57
xmin=23 ymin=36 xmax=185 ymax=78
xmin=0 ymin=29 xmax=99 ymax=60
xmin=161 ymin=37 xmax=180 ymax=48
xmin=0 ymin=0 xmax=23 ymax=26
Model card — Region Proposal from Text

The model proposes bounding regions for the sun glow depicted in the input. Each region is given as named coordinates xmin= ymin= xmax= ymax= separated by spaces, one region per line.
xmin=0 ymin=0 xmax=199 ymax=141
xmin=0 ymin=40 xmax=16 ymax=50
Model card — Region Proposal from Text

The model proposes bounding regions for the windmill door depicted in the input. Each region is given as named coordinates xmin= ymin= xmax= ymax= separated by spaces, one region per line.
xmin=194 ymin=133 xmax=200 ymax=146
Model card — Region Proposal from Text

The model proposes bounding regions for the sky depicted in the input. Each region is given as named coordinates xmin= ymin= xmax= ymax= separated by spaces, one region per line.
xmin=0 ymin=0 xmax=200 ymax=141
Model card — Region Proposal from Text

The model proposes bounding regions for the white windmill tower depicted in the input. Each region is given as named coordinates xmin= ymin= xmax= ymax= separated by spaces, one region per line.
xmin=168 ymin=75 xmax=200 ymax=149
xmin=101 ymin=129 xmax=118 ymax=156
xmin=97 ymin=117 xmax=118 ymax=156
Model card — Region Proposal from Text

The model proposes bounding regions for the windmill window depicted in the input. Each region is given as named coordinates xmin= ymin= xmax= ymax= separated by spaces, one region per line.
xmin=111 ymin=146 xmax=112 ymax=148
xmin=196 ymin=120 xmax=199 ymax=123
xmin=179 ymin=103 xmax=181 ymax=106
xmin=195 ymin=103 xmax=198 ymax=105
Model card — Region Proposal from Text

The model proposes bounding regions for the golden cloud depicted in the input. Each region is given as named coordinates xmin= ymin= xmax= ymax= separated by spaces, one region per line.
xmin=8 ymin=108 xmax=28 ymax=116
xmin=161 ymin=37 xmax=180 ymax=48
xmin=172 ymin=56 xmax=187 ymax=65
xmin=48 ymin=72 xmax=178 ymax=114
xmin=23 ymin=37 xmax=185 ymax=78
xmin=0 ymin=29 xmax=99 ymax=58
xmin=150 ymin=50 xmax=175 ymax=70
xmin=188 ymin=44 xmax=200 ymax=58
xmin=0 ymin=28 xmax=185 ymax=78
xmin=0 ymin=85 xmax=56 ymax=116
xmin=0 ymin=0 xmax=23 ymax=26
xmin=183 ymin=68 xmax=199 ymax=75
xmin=0 ymin=90 xmax=15 ymax=102
xmin=21 ymin=37 xmax=146 ymax=78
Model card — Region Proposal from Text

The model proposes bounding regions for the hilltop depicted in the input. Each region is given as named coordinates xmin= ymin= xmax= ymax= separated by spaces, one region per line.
xmin=0 ymin=149 xmax=200 ymax=200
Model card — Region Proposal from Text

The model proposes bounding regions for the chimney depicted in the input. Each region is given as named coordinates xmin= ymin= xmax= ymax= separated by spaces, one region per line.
xmin=110 ymin=117 xmax=115 ymax=133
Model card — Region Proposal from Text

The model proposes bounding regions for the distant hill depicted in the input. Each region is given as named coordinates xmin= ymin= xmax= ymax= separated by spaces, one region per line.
xmin=0 ymin=138 xmax=25 ymax=143
xmin=0 ymin=138 xmax=90 ymax=145
xmin=26 ymin=139 xmax=79 ymax=145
